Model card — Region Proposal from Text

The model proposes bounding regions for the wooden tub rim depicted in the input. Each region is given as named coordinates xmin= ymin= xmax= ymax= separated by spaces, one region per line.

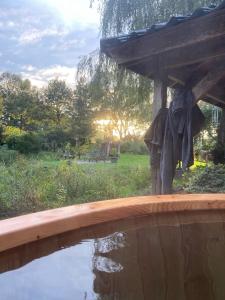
xmin=1 ymin=193 xmax=225 ymax=253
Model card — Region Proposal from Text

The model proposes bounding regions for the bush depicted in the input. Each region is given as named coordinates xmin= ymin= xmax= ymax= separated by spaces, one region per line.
xmin=185 ymin=164 xmax=225 ymax=193
xmin=44 ymin=129 xmax=70 ymax=151
xmin=6 ymin=133 xmax=42 ymax=154
xmin=0 ymin=157 xmax=150 ymax=218
xmin=120 ymin=140 xmax=148 ymax=155
xmin=211 ymin=144 xmax=225 ymax=164
xmin=3 ymin=126 xmax=25 ymax=139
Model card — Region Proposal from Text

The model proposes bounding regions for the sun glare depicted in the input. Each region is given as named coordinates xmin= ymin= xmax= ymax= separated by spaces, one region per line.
xmin=43 ymin=0 xmax=99 ymax=27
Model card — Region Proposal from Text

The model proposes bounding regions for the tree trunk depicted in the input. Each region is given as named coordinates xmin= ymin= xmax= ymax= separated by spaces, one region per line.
xmin=213 ymin=109 xmax=225 ymax=164
xmin=217 ymin=109 xmax=225 ymax=146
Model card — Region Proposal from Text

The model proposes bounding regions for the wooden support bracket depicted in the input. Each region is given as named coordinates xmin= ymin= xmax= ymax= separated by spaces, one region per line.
xmin=193 ymin=61 xmax=225 ymax=102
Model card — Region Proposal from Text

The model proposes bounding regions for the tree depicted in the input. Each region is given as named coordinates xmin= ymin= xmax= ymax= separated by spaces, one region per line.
xmin=212 ymin=108 xmax=225 ymax=164
xmin=77 ymin=52 xmax=152 ymax=140
xmin=70 ymin=78 xmax=93 ymax=145
xmin=0 ymin=73 xmax=41 ymax=131
xmin=43 ymin=79 xmax=73 ymax=127
xmin=92 ymin=0 xmax=221 ymax=37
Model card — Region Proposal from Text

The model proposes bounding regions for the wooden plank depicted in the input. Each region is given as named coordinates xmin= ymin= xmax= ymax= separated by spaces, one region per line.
xmin=108 ymin=8 xmax=225 ymax=65
xmin=193 ymin=61 xmax=225 ymax=101
xmin=1 ymin=194 xmax=225 ymax=253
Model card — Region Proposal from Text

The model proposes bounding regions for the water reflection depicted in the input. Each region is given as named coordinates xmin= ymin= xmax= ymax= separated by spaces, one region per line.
xmin=1 ymin=212 xmax=225 ymax=299
xmin=92 ymin=212 xmax=225 ymax=300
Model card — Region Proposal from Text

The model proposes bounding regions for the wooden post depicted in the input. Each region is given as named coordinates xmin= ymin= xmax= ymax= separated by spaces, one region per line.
xmin=151 ymin=78 xmax=167 ymax=195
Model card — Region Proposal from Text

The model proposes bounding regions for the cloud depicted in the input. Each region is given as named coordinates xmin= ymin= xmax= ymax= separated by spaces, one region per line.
xmin=21 ymin=65 xmax=76 ymax=87
xmin=40 ymin=0 xmax=99 ymax=29
xmin=22 ymin=64 xmax=36 ymax=71
xmin=19 ymin=27 xmax=68 ymax=45
xmin=0 ymin=0 xmax=100 ymax=86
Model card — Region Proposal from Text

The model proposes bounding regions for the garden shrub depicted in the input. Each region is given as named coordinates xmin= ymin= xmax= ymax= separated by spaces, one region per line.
xmin=185 ymin=164 xmax=225 ymax=193
xmin=3 ymin=126 xmax=25 ymax=139
xmin=6 ymin=133 xmax=42 ymax=154
xmin=211 ymin=144 xmax=225 ymax=164
xmin=120 ymin=140 xmax=148 ymax=155
xmin=44 ymin=129 xmax=70 ymax=151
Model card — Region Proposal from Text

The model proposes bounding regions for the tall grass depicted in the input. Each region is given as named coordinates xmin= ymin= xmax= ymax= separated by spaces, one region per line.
xmin=0 ymin=155 xmax=150 ymax=219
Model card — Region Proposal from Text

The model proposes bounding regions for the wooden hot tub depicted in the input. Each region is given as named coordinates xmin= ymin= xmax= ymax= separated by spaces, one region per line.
xmin=1 ymin=194 xmax=225 ymax=299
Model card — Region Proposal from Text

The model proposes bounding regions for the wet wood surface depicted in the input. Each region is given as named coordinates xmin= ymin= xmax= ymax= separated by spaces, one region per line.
xmin=1 ymin=194 xmax=225 ymax=253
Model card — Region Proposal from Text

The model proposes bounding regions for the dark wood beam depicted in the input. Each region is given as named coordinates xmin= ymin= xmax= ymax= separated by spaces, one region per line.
xmin=151 ymin=79 xmax=167 ymax=195
xmin=109 ymin=8 xmax=225 ymax=65
xmin=168 ymin=75 xmax=225 ymax=107
xmin=192 ymin=61 xmax=225 ymax=102
xmin=152 ymin=79 xmax=167 ymax=118
xmin=124 ymin=36 xmax=225 ymax=76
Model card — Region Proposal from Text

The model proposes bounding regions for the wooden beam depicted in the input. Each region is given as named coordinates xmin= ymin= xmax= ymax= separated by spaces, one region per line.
xmin=108 ymin=8 xmax=225 ymax=65
xmin=193 ymin=61 xmax=225 ymax=102
xmin=162 ymin=37 xmax=225 ymax=70
xmin=207 ymin=93 xmax=225 ymax=105
xmin=125 ymin=36 xmax=225 ymax=73
xmin=168 ymin=75 xmax=225 ymax=107
xmin=152 ymin=78 xmax=167 ymax=118
xmin=151 ymin=79 xmax=167 ymax=195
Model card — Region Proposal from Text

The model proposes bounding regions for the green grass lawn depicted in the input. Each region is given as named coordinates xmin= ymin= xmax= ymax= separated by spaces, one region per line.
xmin=38 ymin=153 xmax=149 ymax=168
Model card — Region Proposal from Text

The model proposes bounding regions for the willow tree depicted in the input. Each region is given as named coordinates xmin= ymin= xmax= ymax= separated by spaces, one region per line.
xmin=91 ymin=0 xmax=221 ymax=37
xmin=77 ymin=51 xmax=152 ymax=139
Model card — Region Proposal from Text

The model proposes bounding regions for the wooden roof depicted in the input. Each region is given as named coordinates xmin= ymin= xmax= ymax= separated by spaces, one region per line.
xmin=101 ymin=1 xmax=225 ymax=108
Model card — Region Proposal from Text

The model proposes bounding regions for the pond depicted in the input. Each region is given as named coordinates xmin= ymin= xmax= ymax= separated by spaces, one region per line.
xmin=1 ymin=210 xmax=225 ymax=300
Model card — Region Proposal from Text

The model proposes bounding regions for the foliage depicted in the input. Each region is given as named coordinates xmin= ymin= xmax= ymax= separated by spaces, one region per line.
xmin=194 ymin=103 xmax=219 ymax=153
xmin=43 ymin=79 xmax=73 ymax=126
xmin=6 ymin=133 xmax=42 ymax=154
xmin=92 ymin=0 xmax=222 ymax=37
xmin=212 ymin=109 xmax=225 ymax=164
xmin=185 ymin=165 xmax=225 ymax=193
xmin=70 ymin=78 xmax=94 ymax=145
xmin=77 ymin=53 xmax=152 ymax=139
xmin=43 ymin=128 xmax=70 ymax=151
xmin=0 ymin=73 xmax=96 ymax=153
xmin=0 ymin=154 xmax=150 ymax=218
xmin=0 ymin=73 xmax=42 ymax=130
xmin=4 ymin=126 xmax=25 ymax=138
xmin=120 ymin=140 xmax=148 ymax=155
xmin=212 ymin=144 xmax=225 ymax=165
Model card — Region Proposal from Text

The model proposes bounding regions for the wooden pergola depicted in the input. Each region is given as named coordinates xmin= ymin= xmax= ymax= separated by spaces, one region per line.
xmin=101 ymin=1 xmax=225 ymax=194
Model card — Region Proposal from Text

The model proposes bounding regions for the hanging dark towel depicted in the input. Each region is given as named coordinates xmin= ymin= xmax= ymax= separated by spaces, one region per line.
xmin=160 ymin=88 xmax=205 ymax=194
xmin=144 ymin=108 xmax=168 ymax=167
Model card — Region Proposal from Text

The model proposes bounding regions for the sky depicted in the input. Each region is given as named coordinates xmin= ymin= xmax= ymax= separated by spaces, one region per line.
xmin=0 ymin=0 xmax=100 ymax=87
